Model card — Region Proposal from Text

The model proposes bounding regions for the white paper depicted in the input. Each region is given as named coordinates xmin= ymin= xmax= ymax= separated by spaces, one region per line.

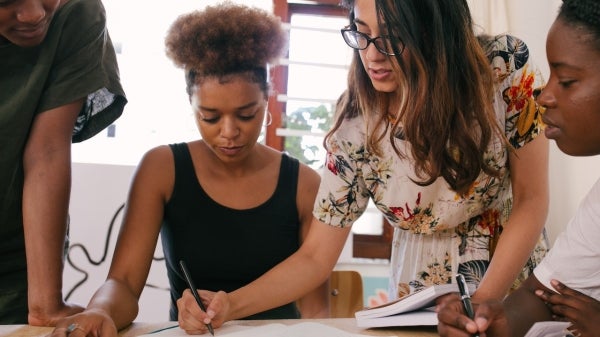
xmin=139 ymin=322 xmax=395 ymax=337
xmin=0 ymin=325 xmax=22 ymax=334
xmin=523 ymin=321 xmax=571 ymax=337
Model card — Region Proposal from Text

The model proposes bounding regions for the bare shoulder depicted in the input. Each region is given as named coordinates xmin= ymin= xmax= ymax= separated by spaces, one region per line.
xmin=297 ymin=162 xmax=321 ymax=188
xmin=295 ymin=162 xmax=323 ymax=237
xmin=138 ymin=145 xmax=174 ymax=169
xmin=133 ymin=145 xmax=175 ymax=196
xmin=295 ymin=160 xmax=321 ymax=205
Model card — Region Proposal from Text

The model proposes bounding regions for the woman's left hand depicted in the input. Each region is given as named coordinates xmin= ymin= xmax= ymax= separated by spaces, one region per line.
xmin=536 ymin=279 xmax=600 ymax=337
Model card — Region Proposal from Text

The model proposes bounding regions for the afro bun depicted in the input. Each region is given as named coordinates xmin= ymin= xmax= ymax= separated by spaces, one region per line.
xmin=165 ymin=2 xmax=288 ymax=77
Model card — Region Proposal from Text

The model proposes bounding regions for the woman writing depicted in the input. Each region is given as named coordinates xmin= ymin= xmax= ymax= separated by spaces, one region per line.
xmin=49 ymin=3 xmax=327 ymax=336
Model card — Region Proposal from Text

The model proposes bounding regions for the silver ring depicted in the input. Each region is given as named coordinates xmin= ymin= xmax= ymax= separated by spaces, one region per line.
xmin=66 ymin=323 xmax=79 ymax=334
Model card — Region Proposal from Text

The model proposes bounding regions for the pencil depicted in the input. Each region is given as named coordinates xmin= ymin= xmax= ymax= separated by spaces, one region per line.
xmin=179 ymin=260 xmax=215 ymax=336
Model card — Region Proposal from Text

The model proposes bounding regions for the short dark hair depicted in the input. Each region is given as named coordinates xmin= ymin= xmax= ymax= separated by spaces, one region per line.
xmin=559 ymin=0 xmax=600 ymax=49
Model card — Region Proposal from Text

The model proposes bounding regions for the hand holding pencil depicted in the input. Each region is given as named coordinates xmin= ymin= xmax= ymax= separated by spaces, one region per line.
xmin=179 ymin=260 xmax=215 ymax=336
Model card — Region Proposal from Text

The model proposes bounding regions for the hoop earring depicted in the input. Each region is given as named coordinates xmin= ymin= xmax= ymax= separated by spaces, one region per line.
xmin=264 ymin=111 xmax=272 ymax=126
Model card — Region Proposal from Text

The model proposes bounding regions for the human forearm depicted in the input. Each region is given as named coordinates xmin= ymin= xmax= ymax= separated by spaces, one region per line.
xmin=474 ymin=135 xmax=550 ymax=301
xmin=176 ymin=221 xmax=351 ymax=332
xmin=502 ymin=279 xmax=553 ymax=337
xmin=227 ymin=250 xmax=334 ymax=320
xmin=22 ymin=143 xmax=71 ymax=319
xmin=22 ymin=101 xmax=84 ymax=325
xmin=297 ymin=279 xmax=330 ymax=318
xmin=86 ymin=279 xmax=140 ymax=330
xmin=474 ymin=204 xmax=547 ymax=301
xmin=225 ymin=222 xmax=349 ymax=321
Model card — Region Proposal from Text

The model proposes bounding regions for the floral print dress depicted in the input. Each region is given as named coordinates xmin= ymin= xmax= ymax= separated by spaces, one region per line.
xmin=314 ymin=34 xmax=549 ymax=300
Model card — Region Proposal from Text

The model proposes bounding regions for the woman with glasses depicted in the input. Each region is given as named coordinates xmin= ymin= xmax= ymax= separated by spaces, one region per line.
xmin=176 ymin=0 xmax=550 ymax=332
xmin=329 ymin=0 xmax=550 ymax=303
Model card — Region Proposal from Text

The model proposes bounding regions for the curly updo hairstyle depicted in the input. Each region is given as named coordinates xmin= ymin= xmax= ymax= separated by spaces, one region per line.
xmin=165 ymin=2 xmax=288 ymax=97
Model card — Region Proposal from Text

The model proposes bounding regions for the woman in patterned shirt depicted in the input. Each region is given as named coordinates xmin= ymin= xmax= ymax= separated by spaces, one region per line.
xmin=321 ymin=0 xmax=550 ymax=302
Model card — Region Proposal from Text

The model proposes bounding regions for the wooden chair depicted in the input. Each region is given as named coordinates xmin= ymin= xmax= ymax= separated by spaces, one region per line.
xmin=329 ymin=270 xmax=364 ymax=318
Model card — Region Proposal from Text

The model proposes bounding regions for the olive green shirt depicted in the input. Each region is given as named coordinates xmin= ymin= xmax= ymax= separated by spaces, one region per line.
xmin=0 ymin=0 xmax=126 ymax=320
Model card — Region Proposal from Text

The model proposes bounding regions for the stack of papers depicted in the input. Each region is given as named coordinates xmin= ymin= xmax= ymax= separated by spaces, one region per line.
xmin=355 ymin=283 xmax=475 ymax=328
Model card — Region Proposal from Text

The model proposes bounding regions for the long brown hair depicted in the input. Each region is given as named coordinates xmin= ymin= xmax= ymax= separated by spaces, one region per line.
xmin=329 ymin=0 xmax=503 ymax=195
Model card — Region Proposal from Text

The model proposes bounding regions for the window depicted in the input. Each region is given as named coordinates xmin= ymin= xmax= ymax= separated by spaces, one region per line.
xmin=270 ymin=0 xmax=391 ymax=259
xmin=279 ymin=10 xmax=350 ymax=169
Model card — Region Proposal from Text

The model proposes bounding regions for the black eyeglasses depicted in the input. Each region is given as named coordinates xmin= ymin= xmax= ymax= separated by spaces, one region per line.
xmin=340 ymin=26 xmax=403 ymax=56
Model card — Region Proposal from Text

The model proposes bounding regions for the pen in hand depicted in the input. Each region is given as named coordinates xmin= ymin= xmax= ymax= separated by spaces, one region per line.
xmin=456 ymin=273 xmax=479 ymax=337
xmin=179 ymin=260 xmax=215 ymax=336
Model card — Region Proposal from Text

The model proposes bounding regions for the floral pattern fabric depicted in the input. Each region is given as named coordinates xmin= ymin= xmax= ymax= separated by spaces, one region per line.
xmin=314 ymin=34 xmax=549 ymax=300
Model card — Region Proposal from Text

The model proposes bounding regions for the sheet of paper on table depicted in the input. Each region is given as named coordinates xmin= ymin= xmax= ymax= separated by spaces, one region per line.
xmin=138 ymin=322 xmax=395 ymax=337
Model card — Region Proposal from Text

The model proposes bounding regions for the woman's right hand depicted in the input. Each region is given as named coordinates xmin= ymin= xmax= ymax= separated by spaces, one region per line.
xmin=46 ymin=308 xmax=118 ymax=337
xmin=437 ymin=295 xmax=510 ymax=337
xmin=177 ymin=289 xmax=229 ymax=334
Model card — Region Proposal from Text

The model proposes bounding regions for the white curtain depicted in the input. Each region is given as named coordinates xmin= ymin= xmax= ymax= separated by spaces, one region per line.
xmin=467 ymin=0 xmax=510 ymax=35
xmin=467 ymin=0 xmax=563 ymax=40
xmin=467 ymin=0 xmax=562 ymax=79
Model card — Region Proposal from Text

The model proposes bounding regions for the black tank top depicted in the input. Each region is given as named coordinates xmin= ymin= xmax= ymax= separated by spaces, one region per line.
xmin=161 ymin=143 xmax=301 ymax=320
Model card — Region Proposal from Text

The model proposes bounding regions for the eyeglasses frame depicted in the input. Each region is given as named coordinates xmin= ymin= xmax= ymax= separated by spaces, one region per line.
xmin=340 ymin=26 xmax=404 ymax=56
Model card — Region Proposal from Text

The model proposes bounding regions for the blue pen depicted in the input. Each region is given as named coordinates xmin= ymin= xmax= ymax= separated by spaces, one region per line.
xmin=456 ymin=273 xmax=479 ymax=337
xmin=180 ymin=260 xmax=215 ymax=336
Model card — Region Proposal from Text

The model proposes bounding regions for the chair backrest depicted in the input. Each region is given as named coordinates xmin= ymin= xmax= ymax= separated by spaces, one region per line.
xmin=329 ymin=270 xmax=364 ymax=318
